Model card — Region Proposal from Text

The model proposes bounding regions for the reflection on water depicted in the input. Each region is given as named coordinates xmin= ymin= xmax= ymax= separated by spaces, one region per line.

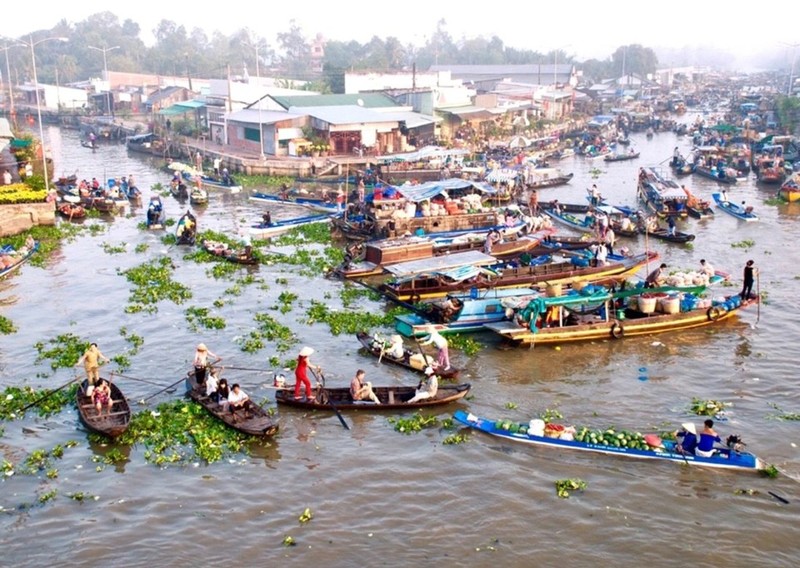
xmin=1 ymin=125 xmax=800 ymax=565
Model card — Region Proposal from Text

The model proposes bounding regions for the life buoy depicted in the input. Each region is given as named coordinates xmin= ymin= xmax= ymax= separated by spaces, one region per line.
xmin=409 ymin=294 xmax=421 ymax=304
xmin=610 ymin=322 xmax=624 ymax=339
xmin=707 ymin=306 xmax=723 ymax=321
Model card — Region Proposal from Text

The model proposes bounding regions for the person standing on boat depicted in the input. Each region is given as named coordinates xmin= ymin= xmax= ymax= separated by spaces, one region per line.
xmin=406 ymin=367 xmax=438 ymax=404
xmin=193 ymin=343 xmax=220 ymax=386
xmin=420 ymin=326 xmax=451 ymax=371
xmin=589 ymin=184 xmax=601 ymax=206
xmin=76 ymin=343 xmax=110 ymax=386
xmin=667 ymin=216 xmax=677 ymax=237
xmin=213 ymin=157 xmax=221 ymax=177
xmin=350 ymin=369 xmax=381 ymax=404
xmin=675 ymin=422 xmax=698 ymax=455
xmin=604 ymin=226 xmax=615 ymax=256
xmin=741 ymin=260 xmax=757 ymax=300
xmin=294 ymin=346 xmax=318 ymax=400
xmin=696 ymin=419 xmax=721 ymax=458
xmin=2 ymin=169 xmax=11 ymax=185
xmin=528 ymin=189 xmax=539 ymax=215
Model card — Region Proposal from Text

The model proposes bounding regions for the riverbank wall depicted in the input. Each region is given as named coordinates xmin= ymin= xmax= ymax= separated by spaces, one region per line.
xmin=0 ymin=202 xmax=56 ymax=237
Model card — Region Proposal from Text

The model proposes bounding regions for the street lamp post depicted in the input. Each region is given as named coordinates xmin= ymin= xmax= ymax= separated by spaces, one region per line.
xmin=88 ymin=45 xmax=119 ymax=117
xmin=1 ymin=42 xmax=23 ymax=121
xmin=247 ymin=40 xmax=265 ymax=160
xmin=23 ymin=35 xmax=68 ymax=193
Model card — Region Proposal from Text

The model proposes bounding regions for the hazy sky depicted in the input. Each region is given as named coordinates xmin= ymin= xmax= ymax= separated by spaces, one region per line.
xmin=3 ymin=0 xmax=797 ymax=64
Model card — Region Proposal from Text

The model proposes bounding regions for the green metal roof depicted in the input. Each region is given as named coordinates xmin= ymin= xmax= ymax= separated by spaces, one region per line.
xmin=271 ymin=93 xmax=398 ymax=109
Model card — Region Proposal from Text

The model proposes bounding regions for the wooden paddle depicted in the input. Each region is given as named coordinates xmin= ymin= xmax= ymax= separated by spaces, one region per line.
xmin=310 ymin=367 xmax=350 ymax=430
xmin=17 ymin=376 xmax=79 ymax=414
xmin=110 ymin=371 xmax=173 ymax=388
xmin=137 ymin=376 xmax=186 ymax=405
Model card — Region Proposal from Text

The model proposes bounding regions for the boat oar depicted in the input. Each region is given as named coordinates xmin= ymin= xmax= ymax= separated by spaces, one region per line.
xmin=222 ymin=365 xmax=271 ymax=373
xmin=310 ymin=367 xmax=350 ymax=430
xmin=137 ymin=376 xmax=185 ymax=405
xmin=413 ymin=336 xmax=433 ymax=371
xmin=110 ymin=371 xmax=171 ymax=388
xmin=756 ymin=270 xmax=761 ymax=325
xmin=17 ymin=376 xmax=79 ymax=414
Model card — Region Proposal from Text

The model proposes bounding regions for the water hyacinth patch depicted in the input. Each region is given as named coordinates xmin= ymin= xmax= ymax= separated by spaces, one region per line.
xmin=117 ymin=399 xmax=272 ymax=465
xmin=237 ymin=312 xmax=297 ymax=354
xmin=120 ymin=257 xmax=192 ymax=314
xmin=101 ymin=242 xmax=127 ymax=254
xmin=303 ymin=301 xmax=396 ymax=336
xmin=34 ymin=333 xmax=90 ymax=370
xmin=388 ymin=413 xmax=439 ymax=434
xmin=555 ymin=478 xmax=587 ymax=498
xmin=185 ymin=306 xmax=227 ymax=331
xmin=0 ymin=315 xmax=16 ymax=335
xmin=0 ymin=384 xmax=79 ymax=419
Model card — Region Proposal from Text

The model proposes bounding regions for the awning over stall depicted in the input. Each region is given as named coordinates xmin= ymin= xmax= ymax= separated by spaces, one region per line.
xmin=392 ymin=178 xmax=498 ymax=202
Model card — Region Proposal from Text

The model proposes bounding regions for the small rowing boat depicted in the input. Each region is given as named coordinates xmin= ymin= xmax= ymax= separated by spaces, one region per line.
xmin=0 ymin=241 xmax=39 ymax=279
xmin=201 ymin=240 xmax=258 ymax=265
xmin=76 ymin=379 xmax=131 ymax=438
xmin=712 ymin=193 xmax=759 ymax=221
xmin=250 ymin=192 xmax=341 ymax=214
xmin=453 ymin=410 xmax=765 ymax=472
xmin=185 ymin=377 xmax=278 ymax=436
xmin=356 ymin=331 xmax=460 ymax=380
xmin=276 ymin=382 xmax=471 ymax=410
xmin=176 ymin=210 xmax=197 ymax=245
xmin=249 ymin=212 xmax=336 ymax=239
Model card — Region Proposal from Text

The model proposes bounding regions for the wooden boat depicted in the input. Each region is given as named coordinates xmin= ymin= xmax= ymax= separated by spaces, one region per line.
xmin=170 ymin=180 xmax=189 ymax=200
xmin=336 ymin=226 xmax=551 ymax=280
xmin=185 ymin=378 xmax=278 ymax=436
xmin=645 ymin=227 xmax=696 ymax=243
xmin=453 ymin=410 xmax=765 ymax=473
xmin=379 ymin=250 xmax=659 ymax=302
xmin=524 ymin=168 xmax=574 ymax=189
xmin=486 ymin=291 xmax=756 ymax=346
xmin=681 ymin=186 xmax=714 ymax=219
xmin=712 ymin=193 xmax=759 ymax=221
xmin=81 ymin=194 xmax=118 ymax=213
xmin=201 ymin=239 xmax=258 ymax=264
xmin=637 ymin=167 xmax=689 ymax=219
xmin=756 ymin=161 xmax=786 ymax=185
xmin=169 ymin=161 xmax=243 ymax=193
xmin=0 ymin=241 xmax=39 ymax=279
xmin=778 ymin=174 xmax=800 ymax=202
xmin=56 ymin=201 xmax=86 ymax=220
xmin=176 ymin=210 xmax=197 ymax=245
xmin=604 ymin=151 xmax=640 ymax=162
xmin=275 ymin=382 xmax=471 ymax=410
xmin=693 ymin=164 xmax=737 ymax=184
xmin=189 ymin=186 xmax=209 ymax=205
xmin=249 ymin=212 xmax=336 ymax=239
xmin=330 ymin=216 xmax=376 ymax=241
xmin=76 ymin=379 xmax=131 ymax=438
xmin=356 ymin=331 xmax=460 ymax=380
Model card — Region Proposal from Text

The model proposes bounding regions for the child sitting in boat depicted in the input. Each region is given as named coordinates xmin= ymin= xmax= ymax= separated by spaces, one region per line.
xmin=92 ymin=379 xmax=113 ymax=415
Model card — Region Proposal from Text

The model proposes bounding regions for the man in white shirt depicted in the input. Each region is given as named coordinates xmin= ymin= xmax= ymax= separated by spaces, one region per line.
xmin=228 ymin=383 xmax=256 ymax=420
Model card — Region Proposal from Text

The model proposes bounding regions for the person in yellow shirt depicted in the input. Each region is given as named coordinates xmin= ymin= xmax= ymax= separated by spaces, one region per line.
xmin=76 ymin=343 xmax=110 ymax=385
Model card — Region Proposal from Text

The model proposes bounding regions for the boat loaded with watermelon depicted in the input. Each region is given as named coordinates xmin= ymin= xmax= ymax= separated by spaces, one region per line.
xmin=453 ymin=410 xmax=766 ymax=472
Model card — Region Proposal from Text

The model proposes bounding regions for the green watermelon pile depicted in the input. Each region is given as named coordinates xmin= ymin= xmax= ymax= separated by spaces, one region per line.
xmin=574 ymin=427 xmax=650 ymax=450
xmin=494 ymin=420 xmax=528 ymax=435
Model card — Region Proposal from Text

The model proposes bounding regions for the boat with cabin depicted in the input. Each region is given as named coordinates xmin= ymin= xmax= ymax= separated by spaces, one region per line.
xmin=637 ymin=166 xmax=689 ymax=219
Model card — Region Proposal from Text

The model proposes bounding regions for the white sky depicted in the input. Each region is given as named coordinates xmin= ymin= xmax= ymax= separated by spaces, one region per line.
xmin=2 ymin=0 xmax=797 ymax=64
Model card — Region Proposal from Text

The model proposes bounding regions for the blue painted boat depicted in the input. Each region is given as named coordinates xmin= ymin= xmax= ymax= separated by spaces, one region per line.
xmin=0 ymin=241 xmax=39 ymax=279
xmin=694 ymin=164 xmax=737 ymax=185
xmin=712 ymin=193 xmax=759 ymax=221
xmin=249 ymin=212 xmax=338 ymax=239
xmin=453 ymin=410 xmax=766 ymax=473
xmin=637 ymin=167 xmax=689 ymax=219
xmin=250 ymin=192 xmax=341 ymax=214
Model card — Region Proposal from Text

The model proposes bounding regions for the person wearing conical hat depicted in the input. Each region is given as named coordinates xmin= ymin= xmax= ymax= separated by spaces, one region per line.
xmin=674 ymin=422 xmax=698 ymax=455
xmin=420 ymin=325 xmax=450 ymax=371
xmin=193 ymin=343 xmax=220 ymax=386
xmin=406 ymin=366 xmax=438 ymax=404
xmin=386 ymin=334 xmax=405 ymax=360
xmin=294 ymin=346 xmax=318 ymax=400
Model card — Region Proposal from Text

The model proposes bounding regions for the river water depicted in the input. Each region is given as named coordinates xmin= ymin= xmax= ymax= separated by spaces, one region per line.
xmin=1 ymin=123 xmax=799 ymax=567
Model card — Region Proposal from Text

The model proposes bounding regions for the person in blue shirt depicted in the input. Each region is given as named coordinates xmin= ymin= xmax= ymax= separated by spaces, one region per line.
xmin=675 ymin=422 xmax=698 ymax=455
xmin=696 ymin=419 xmax=721 ymax=457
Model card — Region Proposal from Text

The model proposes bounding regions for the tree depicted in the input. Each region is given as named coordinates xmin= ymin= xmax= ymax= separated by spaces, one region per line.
xmin=776 ymin=95 xmax=800 ymax=134
xmin=611 ymin=44 xmax=658 ymax=79
xmin=276 ymin=20 xmax=311 ymax=79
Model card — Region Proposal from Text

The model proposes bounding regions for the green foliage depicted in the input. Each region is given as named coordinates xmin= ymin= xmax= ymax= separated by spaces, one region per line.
xmin=442 ymin=432 xmax=469 ymax=445
xmin=237 ymin=174 xmax=294 ymax=189
xmin=119 ymin=327 xmax=144 ymax=353
xmin=768 ymin=403 xmax=800 ymax=421
xmin=690 ymin=398 xmax=728 ymax=416
xmin=120 ymin=257 xmax=192 ymax=313
xmin=731 ymin=240 xmax=755 ymax=249
xmin=38 ymin=489 xmax=58 ymax=504
xmin=185 ymin=306 xmax=227 ymax=331
xmin=117 ymin=399 xmax=271 ymax=465
xmin=134 ymin=243 xmax=149 ymax=253
xmin=275 ymin=291 xmax=298 ymax=313
xmin=388 ymin=413 xmax=439 ymax=434
xmin=555 ymin=478 xmax=587 ymax=498
xmin=0 ymin=315 xmax=16 ymax=335
xmin=101 ymin=242 xmax=127 ymax=254
xmin=237 ymin=312 xmax=297 ymax=354
xmin=540 ymin=408 xmax=563 ymax=422
xmin=34 ymin=333 xmax=90 ymax=370
xmin=0 ymin=384 xmax=79 ymax=420
xmin=447 ymin=334 xmax=481 ymax=356
xmin=303 ymin=300 xmax=394 ymax=335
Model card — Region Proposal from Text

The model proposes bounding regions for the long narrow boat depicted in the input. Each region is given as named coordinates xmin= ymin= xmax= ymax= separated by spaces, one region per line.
xmin=486 ymin=292 xmax=756 ymax=346
xmin=0 ymin=241 xmax=39 ymax=279
xmin=453 ymin=410 xmax=765 ymax=472
xmin=76 ymin=379 xmax=131 ymax=438
xmin=201 ymin=240 xmax=258 ymax=265
xmin=379 ymin=250 xmax=658 ymax=302
xmin=185 ymin=377 xmax=278 ymax=436
xmin=276 ymin=382 xmax=471 ymax=410
xmin=56 ymin=201 xmax=87 ymax=220
xmin=169 ymin=161 xmax=243 ymax=193
xmin=176 ymin=210 xmax=197 ymax=245
xmin=249 ymin=212 xmax=337 ymax=239
xmin=712 ymin=193 xmax=759 ymax=221
xmin=637 ymin=167 xmax=689 ymax=219
xmin=524 ymin=168 xmax=574 ymax=189
xmin=356 ymin=332 xmax=460 ymax=379
xmin=604 ymin=151 xmax=640 ymax=162
xmin=693 ymin=165 xmax=737 ymax=185
xmin=250 ymin=192 xmax=341 ymax=214
xmin=645 ymin=227 xmax=696 ymax=243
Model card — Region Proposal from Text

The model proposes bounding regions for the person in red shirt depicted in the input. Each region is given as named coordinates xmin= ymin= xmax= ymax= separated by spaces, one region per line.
xmin=294 ymin=346 xmax=318 ymax=400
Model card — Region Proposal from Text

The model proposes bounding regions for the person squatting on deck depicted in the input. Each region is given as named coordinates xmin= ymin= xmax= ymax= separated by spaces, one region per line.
xmin=406 ymin=367 xmax=438 ymax=404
